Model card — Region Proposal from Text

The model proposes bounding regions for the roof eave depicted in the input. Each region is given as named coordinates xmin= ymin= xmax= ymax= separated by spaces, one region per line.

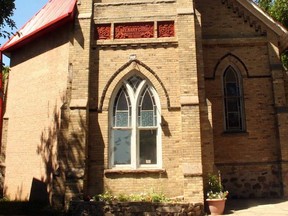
xmin=1 ymin=2 xmax=76 ymax=53
xmin=236 ymin=0 xmax=288 ymax=52
xmin=236 ymin=0 xmax=287 ymax=36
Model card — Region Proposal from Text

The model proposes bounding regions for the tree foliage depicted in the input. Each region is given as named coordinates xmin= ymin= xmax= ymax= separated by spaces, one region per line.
xmin=0 ymin=0 xmax=16 ymax=69
xmin=2 ymin=66 xmax=9 ymax=85
xmin=254 ymin=0 xmax=288 ymax=68
xmin=256 ymin=0 xmax=272 ymax=12
xmin=268 ymin=0 xmax=288 ymax=29
xmin=0 ymin=0 xmax=16 ymax=39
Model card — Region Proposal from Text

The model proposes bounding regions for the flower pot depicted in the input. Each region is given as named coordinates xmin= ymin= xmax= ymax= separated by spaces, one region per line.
xmin=206 ymin=198 xmax=226 ymax=215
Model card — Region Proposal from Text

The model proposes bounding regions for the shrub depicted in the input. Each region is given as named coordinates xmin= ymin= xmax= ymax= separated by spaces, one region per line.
xmin=94 ymin=191 xmax=170 ymax=203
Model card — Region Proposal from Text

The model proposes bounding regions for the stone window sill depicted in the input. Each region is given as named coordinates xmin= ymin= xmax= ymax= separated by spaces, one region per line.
xmin=94 ymin=38 xmax=178 ymax=49
xmin=104 ymin=169 xmax=166 ymax=175
xmin=221 ymin=131 xmax=249 ymax=137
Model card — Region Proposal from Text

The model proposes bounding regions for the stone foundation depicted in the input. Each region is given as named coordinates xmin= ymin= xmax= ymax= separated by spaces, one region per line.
xmin=68 ymin=201 xmax=204 ymax=216
xmin=218 ymin=163 xmax=282 ymax=199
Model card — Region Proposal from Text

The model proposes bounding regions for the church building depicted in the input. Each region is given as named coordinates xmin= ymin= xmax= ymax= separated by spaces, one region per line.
xmin=1 ymin=0 xmax=288 ymax=207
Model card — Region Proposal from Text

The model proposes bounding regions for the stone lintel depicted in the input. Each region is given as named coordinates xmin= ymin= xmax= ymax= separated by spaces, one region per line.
xmin=182 ymin=163 xmax=203 ymax=176
xmin=177 ymin=8 xmax=194 ymax=15
xmin=70 ymin=99 xmax=87 ymax=109
xmin=78 ymin=13 xmax=92 ymax=19
xmin=180 ymin=96 xmax=199 ymax=106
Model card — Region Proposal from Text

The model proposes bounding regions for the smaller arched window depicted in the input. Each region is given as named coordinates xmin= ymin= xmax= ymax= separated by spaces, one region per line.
xmin=110 ymin=75 xmax=161 ymax=169
xmin=223 ymin=66 xmax=245 ymax=132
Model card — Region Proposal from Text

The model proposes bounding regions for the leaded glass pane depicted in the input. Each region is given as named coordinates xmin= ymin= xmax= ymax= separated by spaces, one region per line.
xmin=117 ymin=90 xmax=128 ymax=110
xmin=128 ymin=76 xmax=143 ymax=92
xmin=225 ymin=68 xmax=237 ymax=83
xmin=113 ymin=129 xmax=131 ymax=165
xmin=227 ymin=99 xmax=239 ymax=112
xmin=141 ymin=111 xmax=154 ymax=126
xmin=142 ymin=90 xmax=153 ymax=110
xmin=223 ymin=67 xmax=244 ymax=131
xmin=139 ymin=87 xmax=156 ymax=127
xmin=139 ymin=129 xmax=157 ymax=165
xmin=115 ymin=112 xmax=129 ymax=127
xmin=113 ymin=87 xmax=131 ymax=127
xmin=225 ymin=83 xmax=238 ymax=96
xmin=227 ymin=112 xmax=241 ymax=128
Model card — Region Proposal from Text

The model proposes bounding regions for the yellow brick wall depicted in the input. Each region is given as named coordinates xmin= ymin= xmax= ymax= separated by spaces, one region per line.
xmin=86 ymin=0 xmax=204 ymax=202
xmin=3 ymin=0 xmax=288 ymax=205
xmin=197 ymin=0 xmax=286 ymax=198
xmin=3 ymin=28 xmax=70 ymax=201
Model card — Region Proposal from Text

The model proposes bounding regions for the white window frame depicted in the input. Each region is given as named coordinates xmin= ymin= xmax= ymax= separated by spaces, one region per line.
xmin=109 ymin=76 xmax=162 ymax=169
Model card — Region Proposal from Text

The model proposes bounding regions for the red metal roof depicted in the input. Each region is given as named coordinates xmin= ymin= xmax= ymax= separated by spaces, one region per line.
xmin=1 ymin=0 xmax=77 ymax=52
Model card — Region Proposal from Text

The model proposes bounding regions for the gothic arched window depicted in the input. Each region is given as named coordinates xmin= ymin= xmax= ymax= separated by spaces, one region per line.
xmin=110 ymin=75 xmax=161 ymax=168
xmin=223 ymin=67 xmax=245 ymax=132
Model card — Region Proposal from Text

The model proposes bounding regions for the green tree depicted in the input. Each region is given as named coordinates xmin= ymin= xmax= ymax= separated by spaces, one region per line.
xmin=0 ymin=0 xmax=16 ymax=39
xmin=256 ymin=0 xmax=272 ymax=12
xmin=1 ymin=65 xmax=9 ymax=89
xmin=0 ymin=0 xmax=16 ymax=72
xmin=269 ymin=0 xmax=288 ymax=28
xmin=254 ymin=0 xmax=288 ymax=68
xmin=255 ymin=0 xmax=288 ymax=29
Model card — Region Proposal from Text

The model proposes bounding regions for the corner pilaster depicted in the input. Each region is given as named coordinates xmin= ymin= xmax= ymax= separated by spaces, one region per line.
xmin=177 ymin=0 xmax=204 ymax=203
xmin=268 ymin=42 xmax=288 ymax=197
xmin=53 ymin=0 xmax=94 ymax=208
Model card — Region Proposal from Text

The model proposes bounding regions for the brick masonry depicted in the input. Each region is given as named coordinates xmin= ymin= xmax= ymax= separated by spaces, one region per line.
xmin=2 ymin=26 xmax=71 ymax=201
xmin=1 ymin=0 xmax=288 ymax=209
xmin=68 ymin=201 xmax=204 ymax=216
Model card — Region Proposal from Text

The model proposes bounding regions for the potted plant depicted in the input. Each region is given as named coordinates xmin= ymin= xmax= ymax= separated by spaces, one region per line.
xmin=206 ymin=171 xmax=228 ymax=215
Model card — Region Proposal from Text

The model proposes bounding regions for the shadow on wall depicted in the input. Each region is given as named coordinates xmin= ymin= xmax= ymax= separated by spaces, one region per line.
xmin=35 ymin=98 xmax=87 ymax=208
xmin=2 ymin=183 xmax=27 ymax=201
xmin=36 ymin=105 xmax=60 ymax=204
xmin=0 ymin=165 xmax=4 ymax=198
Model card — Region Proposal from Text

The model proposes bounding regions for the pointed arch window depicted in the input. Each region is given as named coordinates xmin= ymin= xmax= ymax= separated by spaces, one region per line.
xmin=110 ymin=75 xmax=161 ymax=168
xmin=223 ymin=67 xmax=245 ymax=132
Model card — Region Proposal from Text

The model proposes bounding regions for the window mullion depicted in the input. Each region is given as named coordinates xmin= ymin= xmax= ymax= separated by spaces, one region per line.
xmin=126 ymin=84 xmax=137 ymax=169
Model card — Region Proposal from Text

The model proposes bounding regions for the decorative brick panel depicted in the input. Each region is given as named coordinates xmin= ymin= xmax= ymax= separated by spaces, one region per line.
xmin=114 ymin=22 xmax=154 ymax=39
xmin=95 ymin=24 xmax=111 ymax=40
xmin=157 ymin=21 xmax=175 ymax=38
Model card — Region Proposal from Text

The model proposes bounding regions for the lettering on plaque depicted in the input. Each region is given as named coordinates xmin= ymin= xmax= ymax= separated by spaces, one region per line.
xmin=114 ymin=22 xmax=154 ymax=39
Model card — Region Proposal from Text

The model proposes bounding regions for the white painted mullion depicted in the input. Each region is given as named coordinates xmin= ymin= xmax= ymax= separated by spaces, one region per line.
xmin=135 ymin=80 xmax=147 ymax=168
xmin=150 ymin=86 xmax=162 ymax=168
xmin=109 ymin=87 xmax=116 ymax=168
xmin=125 ymin=82 xmax=137 ymax=169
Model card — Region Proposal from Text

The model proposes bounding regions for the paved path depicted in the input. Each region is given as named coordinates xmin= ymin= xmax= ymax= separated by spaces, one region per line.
xmin=224 ymin=199 xmax=288 ymax=215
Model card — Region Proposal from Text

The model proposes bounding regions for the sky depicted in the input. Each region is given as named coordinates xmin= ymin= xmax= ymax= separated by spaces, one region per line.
xmin=1 ymin=0 xmax=48 ymax=65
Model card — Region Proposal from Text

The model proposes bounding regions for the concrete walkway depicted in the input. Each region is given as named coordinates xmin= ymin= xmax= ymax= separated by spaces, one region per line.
xmin=224 ymin=199 xmax=288 ymax=215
